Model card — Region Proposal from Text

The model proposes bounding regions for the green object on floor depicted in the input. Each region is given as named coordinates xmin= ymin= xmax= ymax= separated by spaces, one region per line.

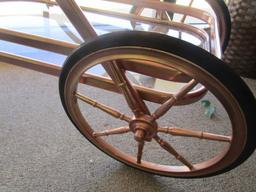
xmin=201 ymin=100 xmax=216 ymax=118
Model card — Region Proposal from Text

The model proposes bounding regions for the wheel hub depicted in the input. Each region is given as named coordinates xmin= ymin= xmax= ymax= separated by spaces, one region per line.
xmin=129 ymin=115 xmax=157 ymax=142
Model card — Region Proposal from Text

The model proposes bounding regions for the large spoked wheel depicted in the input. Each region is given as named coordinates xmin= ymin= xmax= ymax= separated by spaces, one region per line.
xmin=59 ymin=31 xmax=256 ymax=178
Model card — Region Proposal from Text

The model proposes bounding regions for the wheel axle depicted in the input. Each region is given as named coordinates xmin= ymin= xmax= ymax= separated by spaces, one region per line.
xmin=129 ymin=115 xmax=157 ymax=142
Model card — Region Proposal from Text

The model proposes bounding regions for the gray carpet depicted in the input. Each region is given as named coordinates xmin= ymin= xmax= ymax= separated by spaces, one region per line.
xmin=1 ymin=63 xmax=256 ymax=192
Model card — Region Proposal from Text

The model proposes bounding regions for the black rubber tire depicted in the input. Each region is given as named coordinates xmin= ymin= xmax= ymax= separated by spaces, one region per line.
xmin=207 ymin=0 xmax=231 ymax=52
xmin=59 ymin=31 xmax=256 ymax=178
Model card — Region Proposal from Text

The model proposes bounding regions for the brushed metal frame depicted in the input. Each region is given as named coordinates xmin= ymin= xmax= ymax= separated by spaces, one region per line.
xmin=0 ymin=0 xmax=224 ymax=104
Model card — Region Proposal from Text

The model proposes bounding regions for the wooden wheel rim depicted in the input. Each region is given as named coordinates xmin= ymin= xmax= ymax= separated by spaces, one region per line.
xmin=63 ymin=47 xmax=247 ymax=177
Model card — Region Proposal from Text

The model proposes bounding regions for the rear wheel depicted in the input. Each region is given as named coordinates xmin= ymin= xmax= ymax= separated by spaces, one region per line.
xmin=59 ymin=31 xmax=256 ymax=178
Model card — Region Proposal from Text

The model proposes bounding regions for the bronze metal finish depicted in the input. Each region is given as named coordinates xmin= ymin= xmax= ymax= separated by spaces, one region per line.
xmin=158 ymin=127 xmax=232 ymax=142
xmin=0 ymin=0 xmax=238 ymax=177
xmin=129 ymin=115 xmax=158 ymax=142
xmin=137 ymin=141 xmax=145 ymax=164
xmin=93 ymin=126 xmax=130 ymax=137
xmin=56 ymin=0 xmax=150 ymax=117
xmin=152 ymin=79 xmax=197 ymax=120
xmin=60 ymin=45 xmax=246 ymax=177
xmin=75 ymin=92 xmax=132 ymax=123
xmin=154 ymin=135 xmax=195 ymax=170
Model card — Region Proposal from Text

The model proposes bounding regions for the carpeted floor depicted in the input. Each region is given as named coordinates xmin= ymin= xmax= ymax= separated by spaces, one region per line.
xmin=1 ymin=63 xmax=256 ymax=192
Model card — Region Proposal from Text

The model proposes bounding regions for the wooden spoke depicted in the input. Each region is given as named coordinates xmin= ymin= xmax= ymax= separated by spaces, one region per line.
xmin=75 ymin=92 xmax=132 ymax=123
xmin=154 ymin=135 xmax=195 ymax=170
xmin=93 ymin=126 xmax=130 ymax=137
xmin=137 ymin=141 xmax=145 ymax=164
xmin=107 ymin=61 xmax=150 ymax=116
xmin=158 ymin=127 xmax=232 ymax=143
xmin=152 ymin=79 xmax=197 ymax=120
